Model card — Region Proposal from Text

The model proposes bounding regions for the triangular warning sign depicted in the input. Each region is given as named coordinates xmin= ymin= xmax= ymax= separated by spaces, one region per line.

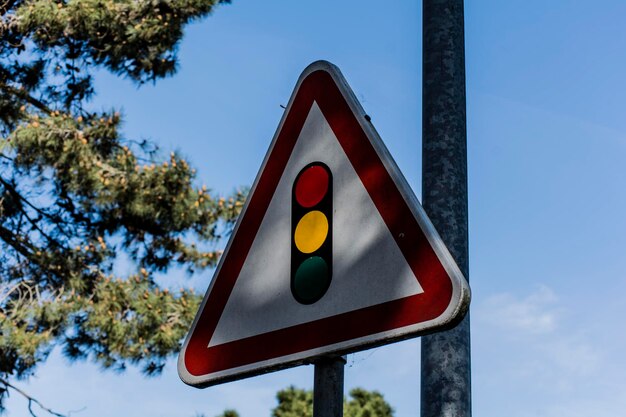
xmin=178 ymin=61 xmax=470 ymax=387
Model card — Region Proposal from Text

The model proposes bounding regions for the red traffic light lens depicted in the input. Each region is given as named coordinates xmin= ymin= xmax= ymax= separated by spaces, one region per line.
xmin=294 ymin=165 xmax=329 ymax=208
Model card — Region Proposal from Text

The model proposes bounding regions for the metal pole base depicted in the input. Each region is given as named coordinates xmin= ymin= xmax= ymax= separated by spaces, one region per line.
xmin=313 ymin=356 xmax=346 ymax=417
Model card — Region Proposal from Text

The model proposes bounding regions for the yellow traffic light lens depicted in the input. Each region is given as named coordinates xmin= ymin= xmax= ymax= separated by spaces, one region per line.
xmin=294 ymin=210 xmax=329 ymax=253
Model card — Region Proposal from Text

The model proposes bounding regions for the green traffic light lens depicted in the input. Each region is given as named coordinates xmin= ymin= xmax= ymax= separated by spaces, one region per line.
xmin=293 ymin=256 xmax=330 ymax=304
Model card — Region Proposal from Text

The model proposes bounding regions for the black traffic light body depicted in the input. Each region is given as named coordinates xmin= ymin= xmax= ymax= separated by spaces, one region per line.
xmin=290 ymin=162 xmax=333 ymax=305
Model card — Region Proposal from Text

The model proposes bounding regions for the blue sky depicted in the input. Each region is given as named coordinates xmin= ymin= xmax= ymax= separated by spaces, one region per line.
xmin=6 ymin=1 xmax=626 ymax=416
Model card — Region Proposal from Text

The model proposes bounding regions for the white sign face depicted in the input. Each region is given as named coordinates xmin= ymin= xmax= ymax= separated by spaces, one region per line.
xmin=210 ymin=101 xmax=424 ymax=347
xmin=178 ymin=60 xmax=470 ymax=388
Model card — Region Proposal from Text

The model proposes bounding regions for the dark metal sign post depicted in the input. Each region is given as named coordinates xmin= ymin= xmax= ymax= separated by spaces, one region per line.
xmin=421 ymin=1 xmax=472 ymax=417
xmin=313 ymin=356 xmax=346 ymax=417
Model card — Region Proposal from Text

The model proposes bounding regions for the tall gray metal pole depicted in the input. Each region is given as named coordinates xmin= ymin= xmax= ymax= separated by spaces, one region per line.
xmin=421 ymin=1 xmax=471 ymax=417
xmin=313 ymin=356 xmax=345 ymax=417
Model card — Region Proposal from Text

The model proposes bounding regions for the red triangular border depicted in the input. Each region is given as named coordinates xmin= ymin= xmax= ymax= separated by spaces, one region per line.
xmin=182 ymin=65 xmax=457 ymax=382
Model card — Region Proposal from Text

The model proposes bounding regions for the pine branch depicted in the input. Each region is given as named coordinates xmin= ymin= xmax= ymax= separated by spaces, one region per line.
xmin=0 ymin=176 xmax=71 ymax=230
xmin=0 ymin=222 xmax=35 ymax=259
xmin=0 ymin=0 xmax=18 ymax=17
xmin=0 ymin=83 xmax=53 ymax=116
xmin=0 ymin=377 xmax=68 ymax=417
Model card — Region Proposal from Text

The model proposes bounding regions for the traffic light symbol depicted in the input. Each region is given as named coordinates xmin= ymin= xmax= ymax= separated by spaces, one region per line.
xmin=291 ymin=162 xmax=333 ymax=304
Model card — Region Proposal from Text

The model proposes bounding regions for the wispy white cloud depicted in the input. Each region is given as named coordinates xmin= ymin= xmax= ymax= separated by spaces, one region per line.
xmin=476 ymin=286 xmax=602 ymax=378
xmin=541 ymin=338 xmax=601 ymax=378
xmin=478 ymin=285 xmax=561 ymax=335
xmin=473 ymin=285 xmax=611 ymax=417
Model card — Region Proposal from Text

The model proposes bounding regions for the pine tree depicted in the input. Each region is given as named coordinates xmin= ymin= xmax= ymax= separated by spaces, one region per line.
xmin=0 ymin=0 xmax=243 ymax=409
xmin=272 ymin=386 xmax=314 ymax=417
xmin=267 ymin=386 xmax=394 ymax=417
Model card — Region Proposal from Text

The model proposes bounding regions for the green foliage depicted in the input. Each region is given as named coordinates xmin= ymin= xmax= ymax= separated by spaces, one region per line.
xmin=344 ymin=388 xmax=394 ymax=417
xmin=273 ymin=386 xmax=314 ymax=417
xmin=0 ymin=0 xmax=242 ymax=409
xmin=216 ymin=410 xmax=241 ymax=417
xmin=269 ymin=386 xmax=394 ymax=417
